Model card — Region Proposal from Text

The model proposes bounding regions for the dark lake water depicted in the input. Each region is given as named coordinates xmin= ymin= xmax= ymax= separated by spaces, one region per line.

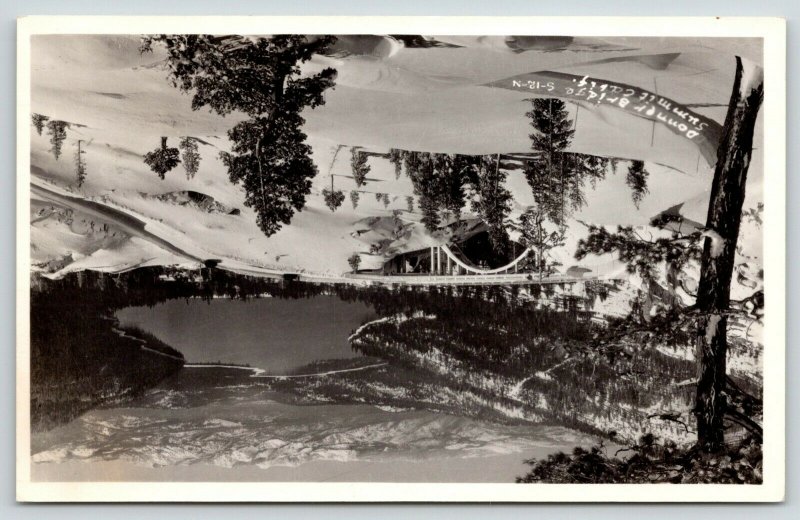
xmin=116 ymin=295 xmax=377 ymax=373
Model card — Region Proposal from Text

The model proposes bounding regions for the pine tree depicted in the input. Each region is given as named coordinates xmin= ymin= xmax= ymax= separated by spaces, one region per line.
xmin=575 ymin=223 xmax=704 ymax=282
xmin=350 ymin=148 xmax=370 ymax=187
xmin=388 ymin=148 xmax=405 ymax=179
xmin=144 ymin=137 xmax=181 ymax=179
xmin=524 ymin=98 xmax=575 ymax=226
xmin=322 ymin=176 xmax=345 ymax=212
xmin=516 ymin=207 xmax=565 ymax=280
xmin=350 ymin=190 xmax=360 ymax=209
xmin=626 ymin=160 xmax=650 ymax=209
xmin=527 ymin=98 xmax=574 ymax=153
xmin=393 ymin=150 xmax=480 ymax=233
xmin=524 ymin=100 xmax=613 ymax=225
xmin=471 ymin=154 xmax=513 ymax=253
xmin=141 ymin=34 xmax=337 ymax=237
xmin=382 ymin=192 xmax=390 ymax=208
xmin=577 ymin=154 xmax=610 ymax=188
xmin=406 ymin=153 xmax=444 ymax=233
xmin=406 ymin=195 xmax=414 ymax=213
xmin=418 ymin=192 xmax=441 ymax=232
xmin=347 ymin=253 xmax=361 ymax=273
xmin=46 ymin=120 xmax=70 ymax=160
xmin=221 ymin=115 xmax=317 ymax=233
xmin=32 ymin=113 xmax=49 ymax=135
xmin=74 ymin=139 xmax=87 ymax=187
xmin=322 ymin=188 xmax=345 ymax=212
xmin=179 ymin=136 xmax=201 ymax=179
xmin=694 ymin=57 xmax=763 ymax=450
xmin=439 ymin=154 xmax=473 ymax=222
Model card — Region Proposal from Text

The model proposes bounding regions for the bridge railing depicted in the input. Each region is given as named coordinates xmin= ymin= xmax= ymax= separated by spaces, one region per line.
xmin=343 ymin=272 xmax=607 ymax=285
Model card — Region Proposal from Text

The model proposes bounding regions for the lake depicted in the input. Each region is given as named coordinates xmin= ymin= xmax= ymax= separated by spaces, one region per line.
xmin=116 ymin=295 xmax=377 ymax=373
xmin=32 ymin=289 xmax=604 ymax=482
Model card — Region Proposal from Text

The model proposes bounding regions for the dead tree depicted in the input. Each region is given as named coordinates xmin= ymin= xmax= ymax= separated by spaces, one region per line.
xmin=694 ymin=57 xmax=763 ymax=450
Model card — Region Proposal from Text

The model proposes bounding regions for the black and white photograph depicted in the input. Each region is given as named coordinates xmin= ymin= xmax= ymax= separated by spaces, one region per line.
xmin=16 ymin=16 xmax=786 ymax=502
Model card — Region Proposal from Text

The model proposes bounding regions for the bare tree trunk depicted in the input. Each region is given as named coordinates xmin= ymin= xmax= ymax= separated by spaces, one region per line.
xmin=694 ymin=57 xmax=763 ymax=451
xmin=538 ymin=244 xmax=544 ymax=282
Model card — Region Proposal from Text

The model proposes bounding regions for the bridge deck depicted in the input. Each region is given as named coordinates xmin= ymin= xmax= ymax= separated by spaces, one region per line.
xmin=344 ymin=272 xmax=605 ymax=286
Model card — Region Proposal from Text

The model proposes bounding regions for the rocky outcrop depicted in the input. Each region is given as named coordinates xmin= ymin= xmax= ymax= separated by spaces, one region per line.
xmin=152 ymin=190 xmax=239 ymax=215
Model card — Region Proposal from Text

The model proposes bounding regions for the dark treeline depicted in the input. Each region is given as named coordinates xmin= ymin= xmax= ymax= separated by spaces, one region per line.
xmin=32 ymin=267 xmax=329 ymax=312
xmin=345 ymin=280 xmax=700 ymax=443
xmin=29 ymin=267 xmax=602 ymax=433
xmin=30 ymin=267 xmax=296 ymax=431
xmin=25 ymin=270 xmax=382 ymax=429
xmin=33 ymin=266 xmax=594 ymax=320
xmin=31 ymin=277 xmax=185 ymax=431
xmin=350 ymin=308 xmax=698 ymax=442
xmin=335 ymin=283 xmax=594 ymax=346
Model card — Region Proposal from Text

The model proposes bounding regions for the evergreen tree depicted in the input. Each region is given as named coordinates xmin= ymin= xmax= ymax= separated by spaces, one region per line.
xmin=144 ymin=137 xmax=181 ymax=179
xmin=608 ymin=157 xmax=620 ymax=175
xmin=179 ymin=136 xmax=201 ymax=179
xmin=516 ymin=207 xmax=566 ymax=280
xmin=221 ymin=115 xmax=317 ymax=232
xmin=577 ymin=154 xmax=610 ymax=188
xmin=693 ymin=57 xmax=763 ymax=450
xmin=347 ymin=253 xmax=361 ymax=273
xmin=32 ymin=113 xmax=49 ymax=136
xmin=407 ymin=154 xmax=444 ymax=233
xmin=575 ymin=223 xmax=703 ymax=282
xmin=375 ymin=192 xmax=384 ymax=202
xmin=406 ymin=195 xmax=414 ymax=213
xmin=141 ymin=34 xmax=337 ymax=237
xmin=382 ymin=192 xmax=390 ymax=208
xmin=350 ymin=189 xmax=360 ymax=209
xmin=46 ymin=120 xmax=70 ymax=160
xmin=388 ymin=148 xmax=405 ymax=179
xmin=393 ymin=150 xmax=480 ymax=233
xmin=322 ymin=175 xmax=345 ymax=212
xmin=350 ymin=147 xmax=370 ymax=187
xmin=626 ymin=160 xmax=650 ymax=209
xmin=439 ymin=154 xmax=473 ymax=221
xmin=471 ymin=154 xmax=513 ymax=253
xmin=418 ymin=192 xmax=441 ymax=232
xmin=527 ymin=98 xmax=574 ymax=154
xmin=524 ymin=100 xmax=614 ymax=225
xmin=560 ymin=154 xmax=610 ymax=216
xmin=74 ymin=140 xmax=87 ymax=188
xmin=524 ymin=98 xmax=575 ymax=226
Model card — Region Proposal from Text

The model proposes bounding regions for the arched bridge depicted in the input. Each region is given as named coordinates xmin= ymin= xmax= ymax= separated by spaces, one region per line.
xmin=345 ymin=244 xmax=613 ymax=286
xmin=439 ymin=244 xmax=530 ymax=275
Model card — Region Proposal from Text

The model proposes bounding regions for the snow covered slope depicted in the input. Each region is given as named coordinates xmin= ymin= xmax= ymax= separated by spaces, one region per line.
xmin=28 ymin=35 xmax=763 ymax=281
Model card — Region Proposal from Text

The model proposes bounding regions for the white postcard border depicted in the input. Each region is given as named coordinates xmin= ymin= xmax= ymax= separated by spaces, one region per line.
xmin=16 ymin=15 xmax=786 ymax=503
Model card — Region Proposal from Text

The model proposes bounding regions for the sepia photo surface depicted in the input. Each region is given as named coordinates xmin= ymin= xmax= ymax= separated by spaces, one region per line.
xmin=16 ymin=16 xmax=786 ymax=502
